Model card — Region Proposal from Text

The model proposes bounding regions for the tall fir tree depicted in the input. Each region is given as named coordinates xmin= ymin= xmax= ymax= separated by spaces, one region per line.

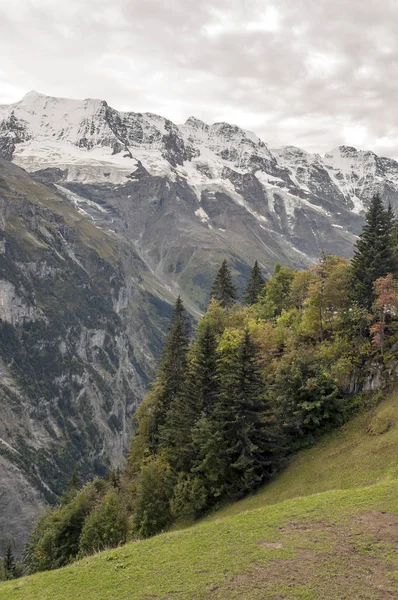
xmin=160 ymin=321 xmax=219 ymax=472
xmin=387 ymin=201 xmax=398 ymax=269
xmin=243 ymin=260 xmax=266 ymax=305
xmin=3 ymin=540 xmax=16 ymax=580
xmin=386 ymin=201 xmax=395 ymax=234
xmin=151 ymin=296 xmax=190 ymax=446
xmin=194 ymin=330 xmax=280 ymax=500
xmin=210 ymin=260 xmax=237 ymax=308
xmin=351 ymin=194 xmax=396 ymax=309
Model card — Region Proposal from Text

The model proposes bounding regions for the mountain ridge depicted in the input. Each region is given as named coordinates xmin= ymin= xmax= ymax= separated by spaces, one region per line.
xmin=3 ymin=90 xmax=394 ymax=312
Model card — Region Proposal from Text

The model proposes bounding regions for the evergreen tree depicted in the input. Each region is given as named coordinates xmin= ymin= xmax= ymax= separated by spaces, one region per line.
xmin=3 ymin=541 xmax=16 ymax=580
xmin=61 ymin=470 xmax=82 ymax=505
xmin=210 ymin=260 xmax=237 ymax=307
xmin=67 ymin=470 xmax=81 ymax=491
xmin=160 ymin=321 xmax=219 ymax=472
xmin=195 ymin=330 xmax=280 ymax=500
xmin=257 ymin=263 xmax=294 ymax=318
xmin=151 ymin=296 xmax=190 ymax=445
xmin=243 ymin=260 xmax=265 ymax=305
xmin=387 ymin=201 xmax=395 ymax=233
xmin=351 ymin=194 xmax=396 ymax=309
xmin=388 ymin=202 xmax=398 ymax=269
xmin=270 ymin=356 xmax=345 ymax=450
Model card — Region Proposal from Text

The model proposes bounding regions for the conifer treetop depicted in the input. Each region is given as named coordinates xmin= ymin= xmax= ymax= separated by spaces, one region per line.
xmin=243 ymin=260 xmax=266 ymax=305
xmin=351 ymin=193 xmax=397 ymax=309
xmin=210 ymin=260 xmax=237 ymax=308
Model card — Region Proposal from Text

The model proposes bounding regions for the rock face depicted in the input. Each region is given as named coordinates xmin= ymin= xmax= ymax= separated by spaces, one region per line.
xmin=1 ymin=91 xmax=398 ymax=551
xmin=0 ymin=159 xmax=172 ymax=553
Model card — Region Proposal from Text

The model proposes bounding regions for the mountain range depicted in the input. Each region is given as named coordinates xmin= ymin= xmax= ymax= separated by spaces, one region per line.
xmin=1 ymin=90 xmax=398 ymax=551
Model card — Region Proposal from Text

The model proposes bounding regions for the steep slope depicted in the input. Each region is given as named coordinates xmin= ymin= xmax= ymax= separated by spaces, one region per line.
xmin=207 ymin=388 xmax=398 ymax=521
xmin=1 ymin=388 xmax=397 ymax=599
xmin=0 ymin=158 xmax=172 ymax=553
xmin=5 ymin=91 xmax=398 ymax=308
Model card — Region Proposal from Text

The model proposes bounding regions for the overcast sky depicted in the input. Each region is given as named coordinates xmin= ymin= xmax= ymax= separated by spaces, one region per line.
xmin=1 ymin=0 xmax=397 ymax=157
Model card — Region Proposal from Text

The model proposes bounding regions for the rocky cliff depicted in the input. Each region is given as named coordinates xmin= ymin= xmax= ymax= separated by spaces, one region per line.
xmin=0 ymin=158 xmax=172 ymax=553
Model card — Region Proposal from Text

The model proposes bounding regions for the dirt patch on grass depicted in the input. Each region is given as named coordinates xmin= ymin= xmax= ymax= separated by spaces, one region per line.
xmin=260 ymin=542 xmax=283 ymax=550
xmin=208 ymin=511 xmax=398 ymax=600
xmin=352 ymin=510 xmax=398 ymax=545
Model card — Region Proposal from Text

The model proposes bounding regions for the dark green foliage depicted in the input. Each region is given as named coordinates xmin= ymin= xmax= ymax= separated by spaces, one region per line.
xmin=170 ymin=473 xmax=208 ymax=519
xmin=79 ymin=490 xmax=128 ymax=555
xmin=159 ymin=321 xmax=219 ymax=471
xmin=24 ymin=479 xmax=108 ymax=573
xmin=270 ymin=356 xmax=346 ymax=449
xmin=3 ymin=541 xmax=17 ymax=580
xmin=211 ymin=260 xmax=237 ymax=307
xmin=351 ymin=194 xmax=397 ymax=309
xmin=243 ymin=260 xmax=265 ymax=305
xmin=390 ymin=203 xmax=398 ymax=267
xmin=151 ymin=296 xmax=191 ymax=445
xmin=67 ymin=470 xmax=81 ymax=492
xmin=131 ymin=458 xmax=175 ymax=539
xmin=195 ymin=330 xmax=280 ymax=500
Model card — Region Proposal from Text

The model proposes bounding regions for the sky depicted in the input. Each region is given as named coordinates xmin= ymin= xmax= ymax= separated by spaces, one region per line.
xmin=1 ymin=0 xmax=398 ymax=157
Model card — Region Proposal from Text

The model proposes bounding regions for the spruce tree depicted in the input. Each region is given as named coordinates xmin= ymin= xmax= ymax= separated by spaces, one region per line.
xmin=387 ymin=201 xmax=395 ymax=233
xmin=195 ymin=330 xmax=279 ymax=500
xmin=387 ymin=201 xmax=398 ymax=270
xmin=3 ymin=541 xmax=16 ymax=580
xmin=151 ymin=296 xmax=190 ymax=445
xmin=243 ymin=260 xmax=265 ymax=305
xmin=160 ymin=321 xmax=218 ymax=472
xmin=351 ymin=194 xmax=396 ymax=309
xmin=210 ymin=260 xmax=237 ymax=307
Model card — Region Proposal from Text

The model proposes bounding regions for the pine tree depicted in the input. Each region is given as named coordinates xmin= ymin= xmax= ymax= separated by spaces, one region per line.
xmin=195 ymin=330 xmax=280 ymax=500
xmin=3 ymin=540 xmax=16 ymax=580
xmin=351 ymin=194 xmax=396 ymax=309
xmin=160 ymin=321 xmax=219 ymax=472
xmin=210 ymin=260 xmax=237 ymax=307
xmin=388 ymin=202 xmax=398 ymax=269
xmin=243 ymin=260 xmax=265 ymax=305
xmin=61 ymin=469 xmax=82 ymax=505
xmin=151 ymin=296 xmax=190 ymax=445
xmin=387 ymin=201 xmax=395 ymax=233
xmin=67 ymin=470 xmax=81 ymax=491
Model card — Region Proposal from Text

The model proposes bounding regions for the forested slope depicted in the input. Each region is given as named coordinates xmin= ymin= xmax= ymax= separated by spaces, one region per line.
xmin=1 ymin=387 xmax=397 ymax=599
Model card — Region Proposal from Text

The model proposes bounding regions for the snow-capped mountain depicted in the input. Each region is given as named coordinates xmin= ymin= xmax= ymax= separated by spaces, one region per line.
xmin=2 ymin=91 xmax=398 ymax=309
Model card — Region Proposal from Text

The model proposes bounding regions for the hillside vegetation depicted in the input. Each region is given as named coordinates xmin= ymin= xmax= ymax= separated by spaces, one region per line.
xmin=207 ymin=387 xmax=398 ymax=521
xmin=6 ymin=193 xmax=398 ymax=577
xmin=1 ymin=387 xmax=398 ymax=599
xmin=2 ymin=193 xmax=398 ymax=595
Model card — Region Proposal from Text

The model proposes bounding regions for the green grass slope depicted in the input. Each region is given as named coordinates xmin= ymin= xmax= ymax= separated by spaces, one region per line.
xmin=2 ymin=390 xmax=398 ymax=600
xmin=208 ymin=388 xmax=398 ymax=522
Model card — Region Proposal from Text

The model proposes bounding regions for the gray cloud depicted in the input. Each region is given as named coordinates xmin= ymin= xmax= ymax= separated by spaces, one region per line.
xmin=1 ymin=0 xmax=398 ymax=157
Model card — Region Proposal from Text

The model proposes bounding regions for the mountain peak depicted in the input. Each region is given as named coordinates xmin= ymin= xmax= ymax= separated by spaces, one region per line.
xmin=20 ymin=90 xmax=49 ymax=102
xmin=326 ymin=145 xmax=359 ymax=158
xmin=185 ymin=116 xmax=209 ymax=129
